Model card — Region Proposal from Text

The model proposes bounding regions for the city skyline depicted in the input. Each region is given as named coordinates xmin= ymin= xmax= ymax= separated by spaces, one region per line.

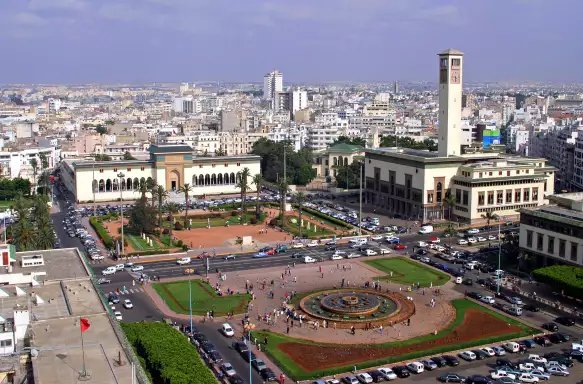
xmin=0 ymin=0 xmax=581 ymax=83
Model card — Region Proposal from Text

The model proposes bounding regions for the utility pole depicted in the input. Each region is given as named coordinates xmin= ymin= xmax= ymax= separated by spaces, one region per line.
xmin=118 ymin=172 xmax=125 ymax=258
xmin=359 ymin=161 xmax=363 ymax=236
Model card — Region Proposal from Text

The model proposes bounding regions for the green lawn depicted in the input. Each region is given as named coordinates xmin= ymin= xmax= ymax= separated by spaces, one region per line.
xmin=162 ymin=212 xmax=266 ymax=229
xmin=284 ymin=216 xmax=334 ymax=238
xmin=126 ymin=234 xmax=162 ymax=250
xmin=364 ymin=256 xmax=451 ymax=287
xmin=152 ymin=280 xmax=252 ymax=316
xmin=254 ymin=299 xmax=538 ymax=381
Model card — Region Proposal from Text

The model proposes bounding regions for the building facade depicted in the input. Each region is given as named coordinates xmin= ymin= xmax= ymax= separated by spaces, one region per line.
xmin=519 ymin=193 xmax=583 ymax=268
xmin=60 ymin=144 xmax=261 ymax=202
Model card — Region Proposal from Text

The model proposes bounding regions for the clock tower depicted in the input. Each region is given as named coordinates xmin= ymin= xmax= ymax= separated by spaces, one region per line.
xmin=438 ymin=48 xmax=463 ymax=157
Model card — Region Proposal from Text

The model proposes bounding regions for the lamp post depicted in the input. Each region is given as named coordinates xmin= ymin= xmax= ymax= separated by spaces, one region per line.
xmin=188 ymin=270 xmax=193 ymax=332
xmin=496 ymin=221 xmax=501 ymax=294
xmin=118 ymin=172 xmax=125 ymax=258
xmin=92 ymin=160 xmax=96 ymax=217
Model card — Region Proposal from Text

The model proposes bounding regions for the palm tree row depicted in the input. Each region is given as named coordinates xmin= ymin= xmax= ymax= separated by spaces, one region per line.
xmin=10 ymin=194 xmax=56 ymax=251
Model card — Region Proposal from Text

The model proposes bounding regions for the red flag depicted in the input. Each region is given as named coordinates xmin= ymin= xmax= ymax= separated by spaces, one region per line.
xmin=80 ymin=318 xmax=90 ymax=332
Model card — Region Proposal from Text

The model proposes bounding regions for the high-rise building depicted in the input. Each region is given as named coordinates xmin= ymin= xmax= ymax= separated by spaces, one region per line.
xmin=290 ymin=90 xmax=307 ymax=115
xmin=393 ymin=81 xmax=399 ymax=94
xmin=263 ymin=70 xmax=283 ymax=105
xmin=437 ymin=49 xmax=463 ymax=157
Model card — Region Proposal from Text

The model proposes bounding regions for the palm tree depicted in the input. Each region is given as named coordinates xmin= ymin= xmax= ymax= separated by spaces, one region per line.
xmin=30 ymin=158 xmax=38 ymax=194
xmin=35 ymin=216 xmax=56 ymax=250
xmin=12 ymin=193 xmax=31 ymax=220
xmin=444 ymin=221 xmax=458 ymax=246
xmin=481 ymin=211 xmax=500 ymax=227
xmin=166 ymin=202 xmax=180 ymax=239
xmin=154 ymin=186 xmax=168 ymax=229
xmin=294 ymin=192 xmax=306 ymax=237
xmin=443 ymin=194 xmax=456 ymax=222
xmin=38 ymin=171 xmax=51 ymax=195
xmin=138 ymin=181 xmax=148 ymax=200
xmin=236 ymin=168 xmax=251 ymax=222
xmin=38 ymin=152 xmax=49 ymax=170
xmin=11 ymin=219 xmax=36 ymax=251
xmin=179 ymin=183 xmax=194 ymax=227
xmin=148 ymin=180 xmax=158 ymax=207
xmin=252 ymin=173 xmax=263 ymax=217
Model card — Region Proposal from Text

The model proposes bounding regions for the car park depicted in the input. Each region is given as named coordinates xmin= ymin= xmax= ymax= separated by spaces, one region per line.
xmin=490 ymin=370 xmax=516 ymax=381
xmin=528 ymin=369 xmax=550 ymax=381
xmin=516 ymin=373 xmax=539 ymax=383
xmin=465 ymin=375 xmax=492 ymax=384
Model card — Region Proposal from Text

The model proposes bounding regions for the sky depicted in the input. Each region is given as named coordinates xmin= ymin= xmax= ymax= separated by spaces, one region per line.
xmin=0 ymin=0 xmax=581 ymax=84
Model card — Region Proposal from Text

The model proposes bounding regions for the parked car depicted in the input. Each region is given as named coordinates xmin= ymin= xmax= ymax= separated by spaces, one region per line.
xmin=542 ymin=322 xmax=559 ymax=332
xmin=421 ymin=359 xmax=438 ymax=370
xmin=391 ymin=366 xmax=410 ymax=378
xmin=555 ymin=316 xmax=576 ymax=326
xmin=439 ymin=373 xmax=466 ymax=383
xmin=459 ymin=351 xmax=477 ymax=361
xmin=492 ymin=346 xmax=506 ymax=356
xmin=405 ymin=361 xmax=424 ymax=374
xmin=430 ymin=356 xmax=448 ymax=367
xmin=442 ymin=355 xmax=460 ymax=366
xmin=376 ymin=367 xmax=397 ymax=381
xmin=260 ymin=368 xmax=277 ymax=381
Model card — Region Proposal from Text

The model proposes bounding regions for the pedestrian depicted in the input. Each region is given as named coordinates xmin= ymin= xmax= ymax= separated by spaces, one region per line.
xmin=286 ymin=326 xmax=290 ymax=334
xmin=380 ymin=325 xmax=383 ymax=336
xmin=264 ymin=336 xmax=268 ymax=345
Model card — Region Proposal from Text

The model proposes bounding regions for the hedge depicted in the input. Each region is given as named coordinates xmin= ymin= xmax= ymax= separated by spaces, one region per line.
xmin=532 ymin=265 xmax=583 ymax=298
xmin=121 ymin=322 xmax=216 ymax=384
xmin=126 ymin=249 xmax=171 ymax=257
xmin=89 ymin=217 xmax=114 ymax=249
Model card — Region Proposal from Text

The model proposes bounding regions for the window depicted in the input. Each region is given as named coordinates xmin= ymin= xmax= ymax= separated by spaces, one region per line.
xmin=571 ymin=243 xmax=578 ymax=262
xmin=99 ymin=168 xmax=104 ymax=173
xmin=507 ymin=171 xmax=510 ymax=176
xmin=455 ymin=189 xmax=462 ymax=204
xmin=498 ymin=171 xmax=502 ymax=175
xmin=451 ymin=58 xmax=460 ymax=66
xmin=436 ymin=182 xmax=443 ymax=203
xmin=113 ymin=168 xmax=118 ymax=172
xmin=523 ymin=189 xmax=530 ymax=202
xmin=479 ymin=172 xmax=483 ymax=178
xmin=487 ymin=191 xmax=494 ymax=205
xmin=127 ymin=168 xmax=131 ymax=171
xmin=489 ymin=172 xmax=493 ymax=176
xmin=516 ymin=170 xmax=520 ymax=174
xmin=224 ymin=163 xmax=229 ymax=167
xmin=544 ymin=182 xmax=547 ymax=192
xmin=537 ymin=233 xmax=543 ymax=251
xmin=547 ymin=236 xmax=555 ymax=254
xmin=532 ymin=187 xmax=539 ymax=200
xmin=462 ymin=190 xmax=469 ymax=205
xmin=497 ymin=191 xmax=503 ymax=204
xmin=514 ymin=189 xmax=521 ymax=202
xmin=478 ymin=192 xmax=485 ymax=206
xmin=526 ymin=230 xmax=533 ymax=248
xmin=140 ymin=167 xmax=145 ymax=171
xmin=440 ymin=58 xmax=448 ymax=67
xmin=427 ymin=193 xmax=433 ymax=203
xmin=559 ymin=239 xmax=566 ymax=258
xmin=506 ymin=190 xmax=512 ymax=203
xmin=199 ymin=165 xmax=203 ymax=168
xmin=0 ymin=339 xmax=11 ymax=347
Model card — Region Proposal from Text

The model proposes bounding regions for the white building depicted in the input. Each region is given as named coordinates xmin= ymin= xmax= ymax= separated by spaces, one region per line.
xmin=263 ymin=70 xmax=283 ymax=106
xmin=0 ymin=146 xmax=60 ymax=181
xmin=290 ymin=90 xmax=308 ymax=115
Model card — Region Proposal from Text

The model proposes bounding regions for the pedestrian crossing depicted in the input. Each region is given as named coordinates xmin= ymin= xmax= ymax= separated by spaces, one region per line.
xmin=108 ymin=287 xmax=145 ymax=296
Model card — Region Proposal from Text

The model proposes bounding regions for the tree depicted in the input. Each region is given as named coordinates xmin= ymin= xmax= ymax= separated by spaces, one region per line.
xmin=252 ymin=173 xmax=263 ymax=216
xmin=154 ymin=186 xmax=168 ymax=229
xmin=138 ymin=180 xmax=148 ymax=200
xmin=444 ymin=222 xmax=458 ymax=246
xmin=481 ymin=211 xmax=500 ymax=227
xmin=93 ymin=153 xmax=112 ymax=161
xmin=251 ymin=138 xmax=316 ymax=186
xmin=380 ymin=135 xmax=437 ymax=151
xmin=236 ymin=168 xmax=251 ymax=222
xmin=95 ymin=125 xmax=108 ymax=135
xmin=38 ymin=152 xmax=49 ymax=170
xmin=129 ymin=196 xmax=157 ymax=234
xmin=10 ymin=194 xmax=55 ymax=251
xmin=37 ymin=171 xmax=51 ymax=195
xmin=29 ymin=158 xmax=38 ymax=194
xmin=294 ymin=192 xmax=306 ymax=237
xmin=179 ymin=183 xmax=193 ymax=227
xmin=277 ymin=180 xmax=289 ymax=224
xmin=334 ymin=162 xmax=362 ymax=189
xmin=123 ymin=151 xmax=137 ymax=160
xmin=215 ymin=146 xmax=227 ymax=156
xmin=443 ymin=194 xmax=457 ymax=222
xmin=331 ymin=135 xmax=366 ymax=147
xmin=165 ymin=202 xmax=180 ymax=238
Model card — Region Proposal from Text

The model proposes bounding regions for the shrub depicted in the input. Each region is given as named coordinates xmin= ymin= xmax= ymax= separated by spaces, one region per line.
xmin=121 ymin=322 xmax=216 ymax=384
xmin=89 ymin=217 xmax=113 ymax=249
xmin=176 ymin=239 xmax=183 ymax=247
xmin=162 ymin=228 xmax=169 ymax=235
xmin=117 ymin=227 xmax=122 ymax=234
xmin=532 ymin=265 xmax=583 ymax=298
xmin=126 ymin=249 xmax=170 ymax=257
xmin=152 ymin=229 xmax=161 ymax=237
xmin=250 ymin=216 xmax=258 ymax=225
xmin=181 ymin=244 xmax=188 ymax=251
xmin=166 ymin=215 xmax=171 ymax=222
xmin=297 ymin=205 xmax=352 ymax=229
xmin=231 ymin=210 xmax=239 ymax=217
xmin=270 ymin=218 xmax=281 ymax=227
xmin=174 ymin=222 xmax=183 ymax=230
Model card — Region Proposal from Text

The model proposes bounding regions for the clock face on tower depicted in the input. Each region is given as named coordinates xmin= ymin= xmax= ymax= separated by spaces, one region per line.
xmin=450 ymin=69 xmax=460 ymax=84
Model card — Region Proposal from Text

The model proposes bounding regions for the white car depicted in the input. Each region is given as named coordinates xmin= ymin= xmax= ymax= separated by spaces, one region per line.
xmin=417 ymin=241 xmax=428 ymax=247
xmin=547 ymin=365 xmax=569 ymax=376
xmin=467 ymin=228 xmax=479 ymax=234
xmin=488 ymin=235 xmax=497 ymax=240
xmin=376 ymin=367 xmax=397 ymax=380
xmin=102 ymin=266 xmax=117 ymax=275
xmin=529 ymin=369 xmax=550 ymax=381
xmin=346 ymin=253 xmax=360 ymax=259
xmin=356 ymin=372 xmax=373 ymax=383
xmin=363 ymin=249 xmax=378 ymax=256
xmin=123 ymin=299 xmax=133 ymax=309
xmin=378 ymin=248 xmax=391 ymax=255
xmin=528 ymin=354 xmax=547 ymax=364
xmin=307 ymin=241 xmax=319 ymax=247
xmin=480 ymin=296 xmax=495 ymax=304
xmin=458 ymin=239 xmax=468 ymax=245
xmin=114 ymin=311 xmax=122 ymax=320
xmin=516 ymin=373 xmax=539 ymax=383
xmin=477 ymin=236 xmax=487 ymax=242
xmin=481 ymin=347 xmax=496 ymax=357
xmin=491 ymin=370 xmax=516 ymax=380
xmin=221 ymin=323 xmax=235 ymax=337
xmin=467 ymin=237 xmax=477 ymax=244
xmin=326 ymin=380 xmax=340 ymax=384
xmin=131 ymin=265 xmax=144 ymax=272
xmin=435 ymin=245 xmax=446 ymax=252
xmin=545 ymin=361 xmax=567 ymax=370
xmin=291 ymin=243 xmax=305 ymax=248
xmin=370 ymin=235 xmax=384 ymax=241
xmin=303 ymin=256 xmax=316 ymax=263
xmin=519 ymin=362 xmax=537 ymax=372
xmin=405 ymin=361 xmax=424 ymax=374
xmin=330 ymin=254 xmax=344 ymax=260
xmin=459 ymin=350 xmax=476 ymax=361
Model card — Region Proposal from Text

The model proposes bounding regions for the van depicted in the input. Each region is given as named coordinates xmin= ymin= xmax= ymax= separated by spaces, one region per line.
xmin=571 ymin=343 xmax=583 ymax=352
xmin=176 ymin=257 xmax=191 ymax=265
xmin=455 ymin=276 xmax=463 ymax=284
xmin=503 ymin=341 xmax=520 ymax=353
xmin=505 ymin=306 xmax=522 ymax=316
xmin=102 ymin=266 xmax=117 ymax=276
xmin=371 ymin=218 xmax=380 ymax=225
xmin=349 ymin=237 xmax=367 ymax=244
xmin=114 ymin=264 xmax=125 ymax=271
xmin=418 ymin=225 xmax=434 ymax=234
xmin=303 ymin=256 xmax=316 ymax=263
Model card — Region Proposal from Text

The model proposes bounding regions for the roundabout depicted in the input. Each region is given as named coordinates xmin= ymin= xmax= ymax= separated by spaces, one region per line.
xmin=298 ymin=288 xmax=414 ymax=328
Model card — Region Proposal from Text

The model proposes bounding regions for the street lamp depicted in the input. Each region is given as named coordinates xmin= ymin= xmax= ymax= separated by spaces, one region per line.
xmin=92 ymin=159 xmax=97 ymax=217
xmin=496 ymin=220 xmax=502 ymax=294
xmin=188 ymin=270 xmax=193 ymax=332
xmin=118 ymin=172 xmax=125 ymax=258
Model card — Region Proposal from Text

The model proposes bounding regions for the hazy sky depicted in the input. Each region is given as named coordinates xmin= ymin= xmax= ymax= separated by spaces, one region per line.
xmin=0 ymin=0 xmax=580 ymax=84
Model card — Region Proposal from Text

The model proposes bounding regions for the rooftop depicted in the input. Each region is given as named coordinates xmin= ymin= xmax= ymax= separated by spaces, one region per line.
xmin=366 ymin=147 xmax=465 ymax=164
xmin=521 ymin=207 xmax=583 ymax=229
xmin=327 ymin=143 xmax=365 ymax=153
xmin=9 ymin=249 xmax=89 ymax=282
xmin=148 ymin=144 xmax=193 ymax=154
xmin=439 ymin=48 xmax=464 ymax=56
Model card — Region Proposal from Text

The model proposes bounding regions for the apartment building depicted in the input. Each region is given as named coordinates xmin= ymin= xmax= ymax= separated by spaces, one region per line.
xmin=0 ymin=146 xmax=59 ymax=181
xmin=573 ymin=132 xmax=583 ymax=191
xmin=519 ymin=193 xmax=583 ymax=268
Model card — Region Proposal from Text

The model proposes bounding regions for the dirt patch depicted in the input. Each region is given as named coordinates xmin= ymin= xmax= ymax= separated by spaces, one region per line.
xmin=278 ymin=309 xmax=521 ymax=372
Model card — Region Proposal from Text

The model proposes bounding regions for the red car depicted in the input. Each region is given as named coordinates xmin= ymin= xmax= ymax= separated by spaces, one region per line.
xmin=197 ymin=252 xmax=210 ymax=259
xmin=267 ymin=249 xmax=276 ymax=255
xmin=394 ymin=244 xmax=406 ymax=250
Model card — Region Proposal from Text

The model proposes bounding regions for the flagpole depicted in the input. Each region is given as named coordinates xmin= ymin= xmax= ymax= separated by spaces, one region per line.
xmin=79 ymin=319 xmax=88 ymax=378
